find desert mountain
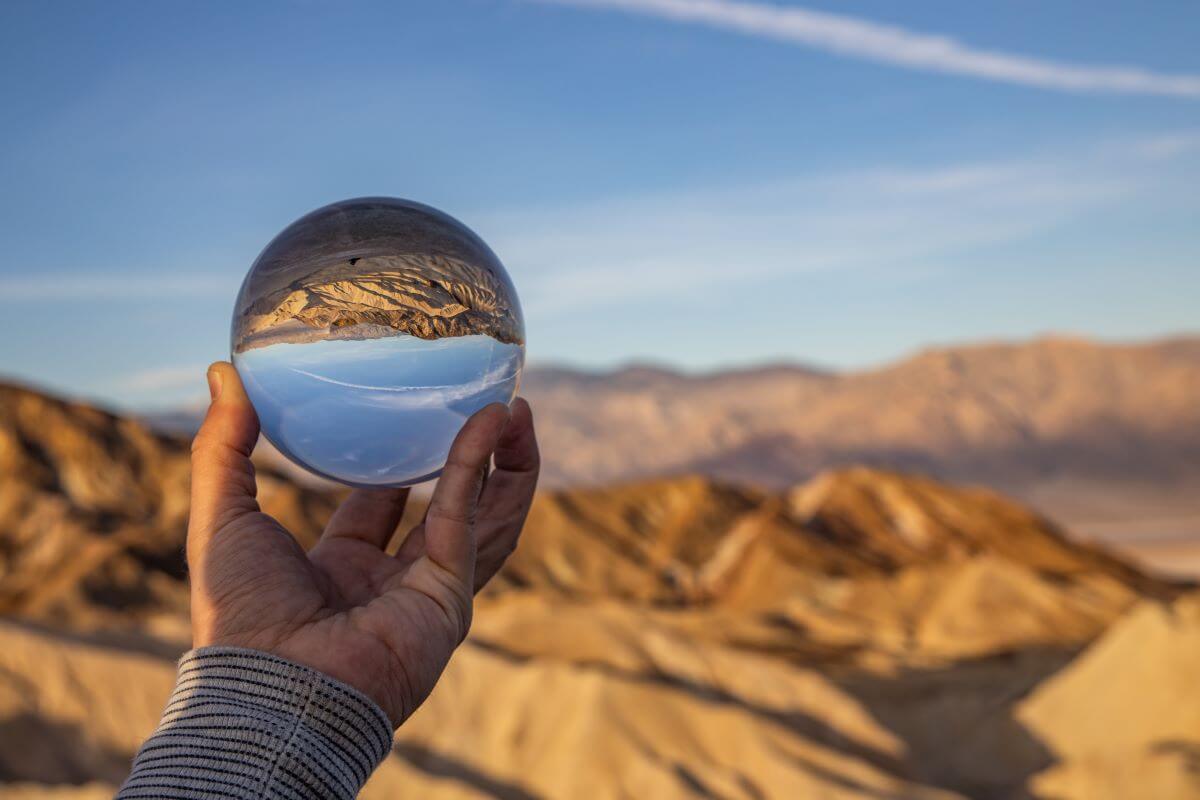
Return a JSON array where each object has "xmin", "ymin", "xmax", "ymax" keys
[
  {"xmin": 0, "ymin": 383, "xmax": 337, "ymax": 631},
  {"xmin": 234, "ymin": 254, "xmax": 524, "ymax": 352},
  {"xmin": 1, "ymin": 383, "xmax": 1196, "ymax": 798},
  {"xmin": 522, "ymin": 335, "xmax": 1200, "ymax": 573},
  {"xmin": 525, "ymin": 335, "xmax": 1200, "ymax": 490}
]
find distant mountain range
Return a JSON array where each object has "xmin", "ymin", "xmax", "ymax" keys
[
  {"xmin": 1, "ymin": 376, "xmax": 1197, "ymax": 798},
  {"xmin": 520, "ymin": 335, "xmax": 1200, "ymax": 564},
  {"xmin": 523, "ymin": 335, "xmax": 1200, "ymax": 488}
]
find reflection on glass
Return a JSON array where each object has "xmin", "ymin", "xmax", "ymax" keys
[{"xmin": 231, "ymin": 197, "xmax": 525, "ymax": 487}]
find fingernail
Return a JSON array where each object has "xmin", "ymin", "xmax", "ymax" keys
[{"xmin": 207, "ymin": 369, "xmax": 223, "ymax": 402}]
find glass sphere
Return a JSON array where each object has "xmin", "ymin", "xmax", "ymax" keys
[{"xmin": 231, "ymin": 197, "xmax": 525, "ymax": 487}]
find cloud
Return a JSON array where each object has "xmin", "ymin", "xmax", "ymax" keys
[
  {"xmin": 536, "ymin": 0, "xmax": 1200, "ymax": 97},
  {"xmin": 121, "ymin": 365, "xmax": 210, "ymax": 393},
  {"xmin": 481, "ymin": 134, "xmax": 1197, "ymax": 316}
]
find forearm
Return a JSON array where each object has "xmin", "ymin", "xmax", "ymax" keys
[{"xmin": 118, "ymin": 647, "xmax": 394, "ymax": 800}]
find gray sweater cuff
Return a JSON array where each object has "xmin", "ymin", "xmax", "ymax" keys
[{"xmin": 117, "ymin": 647, "xmax": 394, "ymax": 799}]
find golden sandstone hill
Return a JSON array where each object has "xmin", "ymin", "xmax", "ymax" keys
[
  {"xmin": 1, "ymin": 382, "xmax": 1198, "ymax": 799},
  {"xmin": 0, "ymin": 383, "xmax": 336, "ymax": 631}
]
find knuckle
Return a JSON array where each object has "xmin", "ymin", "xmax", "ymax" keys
[
  {"xmin": 192, "ymin": 437, "xmax": 252, "ymax": 469},
  {"xmin": 444, "ymin": 453, "xmax": 484, "ymax": 474},
  {"xmin": 428, "ymin": 501, "xmax": 475, "ymax": 527},
  {"xmin": 424, "ymin": 564, "xmax": 474, "ymax": 643}
]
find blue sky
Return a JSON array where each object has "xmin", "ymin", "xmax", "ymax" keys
[{"xmin": 1, "ymin": 0, "xmax": 1198, "ymax": 408}]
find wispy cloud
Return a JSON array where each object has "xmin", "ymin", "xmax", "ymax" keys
[
  {"xmin": 287, "ymin": 353, "xmax": 523, "ymax": 408},
  {"xmin": 121, "ymin": 365, "xmax": 210, "ymax": 393},
  {"xmin": 536, "ymin": 0, "xmax": 1200, "ymax": 97},
  {"xmin": 483, "ymin": 133, "xmax": 1199, "ymax": 315}
]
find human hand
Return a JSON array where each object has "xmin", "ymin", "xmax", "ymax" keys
[{"xmin": 187, "ymin": 362, "xmax": 539, "ymax": 727}]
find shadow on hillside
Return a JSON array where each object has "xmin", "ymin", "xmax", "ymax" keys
[
  {"xmin": 0, "ymin": 616, "xmax": 185, "ymax": 661},
  {"xmin": 468, "ymin": 637, "xmax": 1076, "ymax": 799},
  {"xmin": 683, "ymin": 423, "xmax": 1200, "ymax": 505},
  {"xmin": 1149, "ymin": 739, "xmax": 1200, "ymax": 776},
  {"xmin": 392, "ymin": 742, "xmax": 543, "ymax": 800},
  {"xmin": 832, "ymin": 648, "xmax": 1079, "ymax": 800},
  {"xmin": 0, "ymin": 712, "xmax": 131, "ymax": 785}
]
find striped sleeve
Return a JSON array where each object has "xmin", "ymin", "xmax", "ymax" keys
[{"xmin": 117, "ymin": 646, "xmax": 394, "ymax": 800}]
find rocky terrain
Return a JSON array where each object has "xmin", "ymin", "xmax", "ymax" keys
[
  {"xmin": 0, "ymin": 383, "xmax": 338, "ymax": 633},
  {"xmin": 2, "ymin": 382, "xmax": 1198, "ymax": 798},
  {"xmin": 234, "ymin": 254, "xmax": 524, "ymax": 352}
]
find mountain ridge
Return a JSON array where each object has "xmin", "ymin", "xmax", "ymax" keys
[
  {"xmin": 520, "ymin": 334, "xmax": 1200, "ymax": 574},
  {"xmin": 526, "ymin": 332, "xmax": 1200, "ymax": 381}
]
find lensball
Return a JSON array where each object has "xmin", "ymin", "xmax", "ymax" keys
[{"xmin": 231, "ymin": 197, "xmax": 525, "ymax": 487}]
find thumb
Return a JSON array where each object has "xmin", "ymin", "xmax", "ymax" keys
[{"xmin": 189, "ymin": 362, "xmax": 261, "ymax": 550}]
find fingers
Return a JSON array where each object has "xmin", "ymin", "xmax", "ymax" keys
[
  {"xmin": 322, "ymin": 487, "xmax": 410, "ymax": 549},
  {"xmin": 473, "ymin": 397, "xmax": 540, "ymax": 591},
  {"xmin": 422, "ymin": 403, "xmax": 511, "ymax": 585},
  {"xmin": 189, "ymin": 362, "xmax": 261, "ymax": 555},
  {"xmin": 494, "ymin": 398, "xmax": 539, "ymax": 476}
]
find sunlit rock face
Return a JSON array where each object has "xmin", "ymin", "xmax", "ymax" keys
[{"xmin": 231, "ymin": 197, "xmax": 525, "ymax": 487}]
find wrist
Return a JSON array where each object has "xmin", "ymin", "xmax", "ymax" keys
[
  {"xmin": 119, "ymin": 647, "xmax": 394, "ymax": 800},
  {"xmin": 196, "ymin": 627, "xmax": 413, "ymax": 729}
]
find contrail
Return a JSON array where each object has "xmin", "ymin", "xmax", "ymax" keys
[
  {"xmin": 536, "ymin": 0, "xmax": 1200, "ymax": 97},
  {"xmin": 288, "ymin": 358, "xmax": 522, "ymax": 405},
  {"xmin": 288, "ymin": 367, "xmax": 461, "ymax": 393}
]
